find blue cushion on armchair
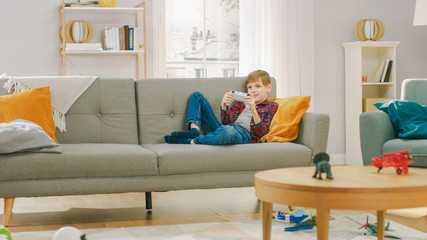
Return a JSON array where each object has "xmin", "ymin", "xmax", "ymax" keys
[{"xmin": 374, "ymin": 100, "xmax": 427, "ymax": 139}]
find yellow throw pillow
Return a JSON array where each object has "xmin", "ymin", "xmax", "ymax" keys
[
  {"xmin": 260, "ymin": 96, "xmax": 311, "ymax": 143},
  {"xmin": 0, "ymin": 87, "xmax": 58, "ymax": 143}
]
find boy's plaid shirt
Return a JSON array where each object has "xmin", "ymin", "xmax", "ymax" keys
[{"xmin": 220, "ymin": 99, "xmax": 278, "ymax": 143}]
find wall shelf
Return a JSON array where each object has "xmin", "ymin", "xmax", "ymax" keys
[
  {"xmin": 63, "ymin": 7, "xmax": 144, "ymax": 14},
  {"xmin": 362, "ymin": 82, "xmax": 394, "ymax": 86},
  {"xmin": 59, "ymin": 1, "xmax": 147, "ymax": 78},
  {"xmin": 64, "ymin": 50, "xmax": 145, "ymax": 55}
]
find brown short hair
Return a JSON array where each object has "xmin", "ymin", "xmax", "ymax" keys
[{"xmin": 246, "ymin": 70, "xmax": 271, "ymax": 86}]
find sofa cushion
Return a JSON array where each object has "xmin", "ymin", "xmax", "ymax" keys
[
  {"xmin": 374, "ymin": 100, "xmax": 427, "ymax": 139},
  {"xmin": 0, "ymin": 87, "xmax": 58, "ymax": 143},
  {"xmin": 0, "ymin": 144, "xmax": 158, "ymax": 181},
  {"xmin": 135, "ymin": 78, "xmax": 277, "ymax": 144},
  {"xmin": 0, "ymin": 119, "xmax": 61, "ymax": 154},
  {"xmin": 261, "ymin": 96, "xmax": 310, "ymax": 143},
  {"xmin": 54, "ymin": 78, "xmax": 139, "ymax": 144},
  {"xmin": 383, "ymin": 139, "xmax": 427, "ymax": 167},
  {"xmin": 143, "ymin": 142, "xmax": 311, "ymax": 175}
]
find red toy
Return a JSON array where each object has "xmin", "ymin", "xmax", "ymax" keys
[{"xmin": 370, "ymin": 150, "xmax": 414, "ymax": 175}]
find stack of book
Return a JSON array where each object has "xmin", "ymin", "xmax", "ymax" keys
[
  {"xmin": 103, "ymin": 25, "xmax": 138, "ymax": 51},
  {"xmin": 64, "ymin": 1, "xmax": 99, "ymax": 7},
  {"xmin": 65, "ymin": 43, "xmax": 103, "ymax": 51},
  {"xmin": 372, "ymin": 59, "xmax": 393, "ymax": 83}
]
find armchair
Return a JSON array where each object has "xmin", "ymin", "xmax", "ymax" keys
[{"xmin": 360, "ymin": 79, "xmax": 427, "ymax": 167}]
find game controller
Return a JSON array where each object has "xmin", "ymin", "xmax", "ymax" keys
[{"xmin": 227, "ymin": 90, "xmax": 250, "ymax": 110}]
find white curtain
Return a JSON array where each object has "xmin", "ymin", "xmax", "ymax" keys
[{"xmin": 239, "ymin": 0, "xmax": 314, "ymax": 107}]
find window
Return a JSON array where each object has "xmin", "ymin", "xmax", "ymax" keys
[
  {"xmin": 222, "ymin": 68, "xmax": 235, "ymax": 77},
  {"xmin": 195, "ymin": 68, "xmax": 206, "ymax": 78},
  {"xmin": 165, "ymin": 0, "xmax": 239, "ymax": 78}
]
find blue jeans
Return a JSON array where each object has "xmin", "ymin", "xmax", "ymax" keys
[{"xmin": 187, "ymin": 91, "xmax": 252, "ymax": 145}]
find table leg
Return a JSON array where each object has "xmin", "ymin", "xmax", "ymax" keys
[
  {"xmin": 262, "ymin": 201, "xmax": 273, "ymax": 240},
  {"xmin": 376, "ymin": 210, "xmax": 385, "ymax": 240},
  {"xmin": 316, "ymin": 207, "xmax": 330, "ymax": 240}
]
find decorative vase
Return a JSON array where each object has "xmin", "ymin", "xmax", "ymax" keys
[
  {"xmin": 99, "ymin": 0, "xmax": 116, "ymax": 7},
  {"xmin": 62, "ymin": 20, "xmax": 95, "ymax": 43},
  {"xmin": 354, "ymin": 19, "xmax": 385, "ymax": 41}
]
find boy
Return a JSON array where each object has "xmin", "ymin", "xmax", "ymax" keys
[{"xmin": 164, "ymin": 70, "xmax": 278, "ymax": 145}]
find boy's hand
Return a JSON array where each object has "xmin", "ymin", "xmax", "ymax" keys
[
  {"xmin": 221, "ymin": 92, "xmax": 234, "ymax": 110},
  {"xmin": 244, "ymin": 95, "xmax": 256, "ymax": 113},
  {"xmin": 245, "ymin": 95, "xmax": 261, "ymax": 124}
]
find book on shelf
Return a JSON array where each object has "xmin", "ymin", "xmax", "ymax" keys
[
  {"xmin": 129, "ymin": 27, "xmax": 134, "ymax": 50},
  {"xmin": 65, "ymin": 43, "xmax": 103, "ymax": 51},
  {"xmin": 121, "ymin": 27, "xmax": 125, "ymax": 50},
  {"xmin": 379, "ymin": 59, "xmax": 389, "ymax": 83},
  {"xmin": 124, "ymin": 25, "xmax": 130, "ymax": 50},
  {"xmin": 372, "ymin": 59, "xmax": 393, "ymax": 83},
  {"xmin": 372, "ymin": 61, "xmax": 386, "ymax": 83},
  {"xmin": 102, "ymin": 25, "xmax": 139, "ymax": 51},
  {"xmin": 102, "ymin": 27, "xmax": 109, "ymax": 50},
  {"xmin": 114, "ymin": 27, "xmax": 120, "ymax": 51},
  {"xmin": 383, "ymin": 60, "xmax": 393, "ymax": 82}
]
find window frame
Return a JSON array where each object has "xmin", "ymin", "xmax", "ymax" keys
[{"xmin": 154, "ymin": 0, "xmax": 239, "ymax": 78}]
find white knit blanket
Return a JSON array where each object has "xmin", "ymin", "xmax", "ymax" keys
[{"xmin": 2, "ymin": 73, "xmax": 97, "ymax": 132}]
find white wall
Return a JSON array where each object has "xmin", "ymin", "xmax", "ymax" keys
[
  {"xmin": 0, "ymin": 1, "xmax": 59, "ymax": 76},
  {"xmin": 315, "ymin": 0, "xmax": 427, "ymax": 160},
  {"xmin": 0, "ymin": 0, "xmax": 153, "ymax": 78},
  {"xmin": 2, "ymin": 1, "xmax": 427, "ymax": 160}
]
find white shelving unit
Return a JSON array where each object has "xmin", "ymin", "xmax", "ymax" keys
[
  {"xmin": 63, "ymin": 7, "xmax": 143, "ymax": 14},
  {"xmin": 342, "ymin": 41, "xmax": 399, "ymax": 166},
  {"xmin": 59, "ymin": 1, "xmax": 147, "ymax": 78},
  {"xmin": 65, "ymin": 50, "xmax": 144, "ymax": 55}
]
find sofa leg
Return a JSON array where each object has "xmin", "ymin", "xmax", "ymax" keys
[
  {"xmin": 145, "ymin": 192, "xmax": 152, "ymax": 214},
  {"xmin": 3, "ymin": 198, "xmax": 15, "ymax": 227}
]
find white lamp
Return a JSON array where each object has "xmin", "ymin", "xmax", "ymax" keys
[{"xmin": 414, "ymin": 0, "xmax": 427, "ymax": 26}]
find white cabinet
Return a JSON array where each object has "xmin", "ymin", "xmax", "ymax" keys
[
  {"xmin": 59, "ymin": 1, "xmax": 147, "ymax": 78},
  {"xmin": 342, "ymin": 41, "xmax": 399, "ymax": 166}
]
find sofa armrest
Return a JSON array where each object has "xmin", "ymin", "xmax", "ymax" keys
[
  {"xmin": 295, "ymin": 112, "xmax": 330, "ymax": 156},
  {"xmin": 359, "ymin": 111, "xmax": 395, "ymax": 166}
]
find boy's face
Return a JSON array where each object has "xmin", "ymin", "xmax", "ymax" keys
[{"xmin": 247, "ymin": 78, "xmax": 272, "ymax": 104}]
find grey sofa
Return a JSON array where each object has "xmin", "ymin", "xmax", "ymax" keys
[
  {"xmin": 360, "ymin": 78, "xmax": 427, "ymax": 167},
  {"xmin": 0, "ymin": 77, "xmax": 330, "ymax": 226}
]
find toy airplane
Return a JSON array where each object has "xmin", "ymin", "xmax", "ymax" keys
[
  {"xmin": 274, "ymin": 209, "xmax": 315, "ymax": 231},
  {"xmin": 345, "ymin": 215, "xmax": 401, "ymax": 239},
  {"xmin": 370, "ymin": 149, "xmax": 414, "ymax": 175}
]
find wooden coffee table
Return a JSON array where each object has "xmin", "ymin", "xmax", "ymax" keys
[{"xmin": 255, "ymin": 166, "xmax": 427, "ymax": 240}]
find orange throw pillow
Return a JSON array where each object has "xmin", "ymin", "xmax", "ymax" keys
[
  {"xmin": 260, "ymin": 96, "xmax": 311, "ymax": 143},
  {"xmin": 0, "ymin": 87, "xmax": 58, "ymax": 143}
]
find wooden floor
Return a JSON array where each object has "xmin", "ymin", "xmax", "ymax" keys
[{"xmin": 2, "ymin": 187, "xmax": 427, "ymax": 234}]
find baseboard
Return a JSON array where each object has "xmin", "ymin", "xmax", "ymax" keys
[{"xmin": 329, "ymin": 153, "xmax": 346, "ymax": 165}]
